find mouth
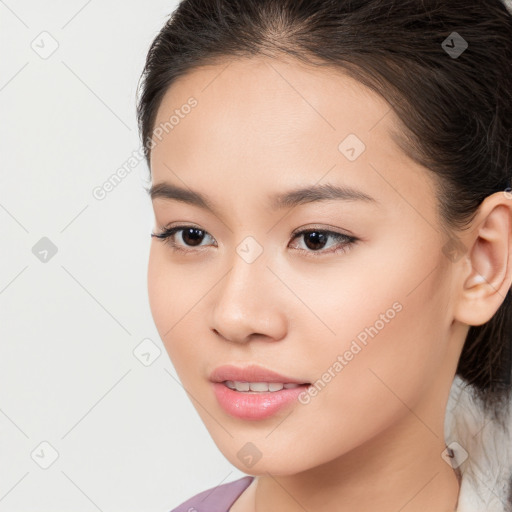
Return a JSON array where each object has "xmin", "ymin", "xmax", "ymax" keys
[
  {"xmin": 209, "ymin": 364, "xmax": 312, "ymax": 419},
  {"xmin": 212, "ymin": 380, "xmax": 313, "ymax": 420},
  {"xmin": 221, "ymin": 380, "xmax": 311, "ymax": 393}
]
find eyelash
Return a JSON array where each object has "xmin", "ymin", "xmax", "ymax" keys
[{"xmin": 151, "ymin": 225, "xmax": 358, "ymax": 258}]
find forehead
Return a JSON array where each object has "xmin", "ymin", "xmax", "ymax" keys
[
  {"xmin": 149, "ymin": 56, "xmax": 433, "ymax": 213},
  {"xmin": 151, "ymin": 55, "xmax": 395, "ymax": 157}
]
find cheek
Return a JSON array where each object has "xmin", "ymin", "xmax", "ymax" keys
[
  {"xmin": 147, "ymin": 244, "xmax": 196, "ymax": 328},
  {"xmin": 295, "ymin": 253, "xmax": 449, "ymax": 434},
  {"xmin": 146, "ymin": 244, "xmax": 211, "ymax": 378},
  {"xmin": 147, "ymin": 244, "xmax": 168, "ymax": 331},
  {"xmin": 255, "ymin": 298, "xmax": 445, "ymax": 472},
  {"xmin": 147, "ymin": 245, "xmax": 186, "ymax": 357}
]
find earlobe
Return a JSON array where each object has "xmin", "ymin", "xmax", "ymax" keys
[{"xmin": 453, "ymin": 193, "xmax": 512, "ymax": 327}]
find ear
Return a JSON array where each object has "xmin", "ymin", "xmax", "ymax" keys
[{"xmin": 452, "ymin": 190, "xmax": 512, "ymax": 327}]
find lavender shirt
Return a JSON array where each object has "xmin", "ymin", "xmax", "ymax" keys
[{"xmin": 170, "ymin": 476, "xmax": 255, "ymax": 512}]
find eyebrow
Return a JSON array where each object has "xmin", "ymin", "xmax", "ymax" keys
[{"xmin": 148, "ymin": 181, "xmax": 378, "ymax": 214}]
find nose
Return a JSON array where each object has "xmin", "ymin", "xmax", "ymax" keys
[{"xmin": 209, "ymin": 249, "xmax": 289, "ymax": 345}]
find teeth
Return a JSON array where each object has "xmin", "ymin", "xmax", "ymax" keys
[{"xmin": 223, "ymin": 381, "xmax": 303, "ymax": 392}]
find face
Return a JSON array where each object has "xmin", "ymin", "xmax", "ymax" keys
[{"xmin": 147, "ymin": 56, "xmax": 461, "ymax": 475}]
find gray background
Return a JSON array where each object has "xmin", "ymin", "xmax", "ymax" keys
[{"xmin": 0, "ymin": 1, "xmax": 245, "ymax": 510}]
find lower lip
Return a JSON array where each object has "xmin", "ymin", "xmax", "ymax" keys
[{"xmin": 211, "ymin": 382, "xmax": 311, "ymax": 420}]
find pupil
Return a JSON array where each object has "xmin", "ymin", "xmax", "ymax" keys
[
  {"xmin": 183, "ymin": 228, "xmax": 204, "ymax": 246},
  {"xmin": 304, "ymin": 231, "xmax": 327, "ymax": 250}
]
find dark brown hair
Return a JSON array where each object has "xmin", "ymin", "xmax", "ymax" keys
[{"xmin": 136, "ymin": 0, "xmax": 512, "ymax": 412}]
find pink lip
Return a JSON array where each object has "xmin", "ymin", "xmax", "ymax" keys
[
  {"xmin": 209, "ymin": 364, "xmax": 311, "ymax": 421},
  {"xmin": 211, "ymin": 382, "xmax": 310, "ymax": 420},
  {"xmin": 209, "ymin": 364, "xmax": 309, "ymax": 384}
]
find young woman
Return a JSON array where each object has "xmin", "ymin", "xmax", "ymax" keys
[{"xmin": 136, "ymin": 1, "xmax": 512, "ymax": 510}]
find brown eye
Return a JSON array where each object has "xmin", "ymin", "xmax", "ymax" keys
[
  {"xmin": 180, "ymin": 227, "xmax": 206, "ymax": 247},
  {"xmin": 301, "ymin": 231, "xmax": 329, "ymax": 251},
  {"xmin": 289, "ymin": 229, "xmax": 358, "ymax": 258},
  {"xmin": 151, "ymin": 225, "xmax": 358, "ymax": 258},
  {"xmin": 151, "ymin": 225, "xmax": 216, "ymax": 253}
]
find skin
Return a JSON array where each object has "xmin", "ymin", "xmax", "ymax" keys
[{"xmin": 146, "ymin": 56, "xmax": 512, "ymax": 512}]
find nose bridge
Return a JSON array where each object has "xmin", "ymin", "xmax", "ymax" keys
[
  {"xmin": 210, "ymin": 237, "xmax": 287, "ymax": 342},
  {"xmin": 219, "ymin": 236, "xmax": 270, "ymax": 310}
]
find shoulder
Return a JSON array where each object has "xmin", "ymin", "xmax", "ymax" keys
[{"xmin": 169, "ymin": 476, "xmax": 255, "ymax": 512}]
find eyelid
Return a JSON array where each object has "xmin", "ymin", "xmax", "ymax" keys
[{"xmin": 291, "ymin": 223, "xmax": 356, "ymax": 237}]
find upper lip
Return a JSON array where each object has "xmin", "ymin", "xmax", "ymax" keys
[{"xmin": 210, "ymin": 364, "xmax": 309, "ymax": 384}]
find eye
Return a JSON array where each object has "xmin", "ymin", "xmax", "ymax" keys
[
  {"xmin": 151, "ymin": 225, "xmax": 216, "ymax": 254},
  {"xmin": 289, "ymin": 227, "xmax": 358, "ymax": 258},
  {"xmin": 151, "ymin": 225, "xmax": 359, "ymax": 257}
]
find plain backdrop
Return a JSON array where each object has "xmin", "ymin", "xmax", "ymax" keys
[{"xmin": 0, "ymin": 1, "xmax": 246, "ymax": 510}]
